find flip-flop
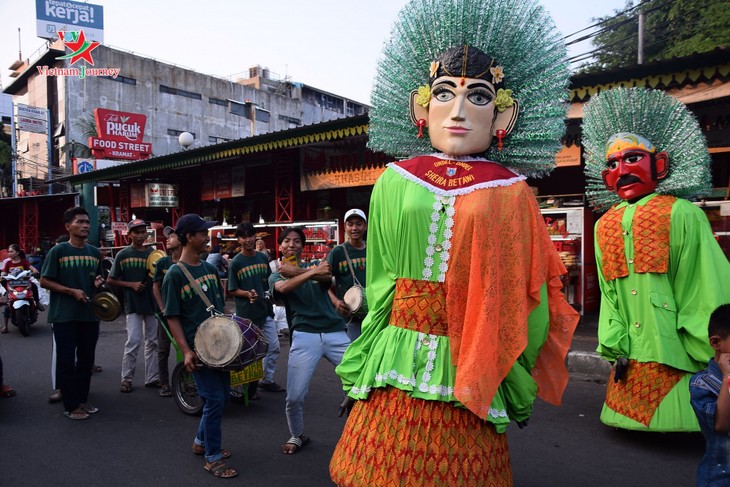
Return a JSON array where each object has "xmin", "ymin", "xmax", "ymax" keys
[
  {"xmin": 64, "ymin": 409, "xmax": 90, "ymax": 420},
  {"xmin": 282, "ymin": 435, "xmax": 310, "ymax": 455},
  {"xmin": 81, "ymin": 404, "xmax": 99, "ymax": 414},
  {"xmin": 203, "ymin": 460, "xmax": 238, "ymax": 478},
  {"xmin": 1, "ymin": 385, "xmax": 16, "ymax": 398}
]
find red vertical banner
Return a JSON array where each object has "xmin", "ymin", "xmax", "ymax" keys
[
  {"xmin": 215, "ymin": 168, "xmax": 233, "ymax": 199},
  {"xmin": 201, "ymin": 174, "xmax": 215, "ymax": 201}
]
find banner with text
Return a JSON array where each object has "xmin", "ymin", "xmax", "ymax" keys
[
  {"xmin": 36, "ymin": 0, "xmax": 104, "ymax": 42},
  {"xmin": 301, "ymin": 166, "xmax": 386, "ymax": 191}
]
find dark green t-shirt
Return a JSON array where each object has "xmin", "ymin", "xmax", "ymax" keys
[
  {"xmin": 269, "ymin": 269, "xmax": 345, "ymax": 334},
  {"xmin": 162, "ymin": 261, "xmax": 225, "ymax": 347},
  {"xmin": 228, "ymin": 252, "xmax": 273, "ymax": 325},
  {"xmin": 326, "ymin": 242, "xmax": 367, "ymax": 300},
  {"xmin": 41, "ymin": 242, "xmax": 102, "ymax": 323},
  {"xmin": 153, "ymin": 256, "xmax": 174, "ymax": 284},
  {"xmin": 110, "ymin": 246, "xmax": 155, "ymax": 315}
]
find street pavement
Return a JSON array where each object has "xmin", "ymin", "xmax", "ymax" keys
[{"xmin": 0, "ymin": 310, "xmax": 703, "ymax": 486}]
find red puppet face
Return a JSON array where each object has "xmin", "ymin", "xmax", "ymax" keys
[{"xmin": 601, "ymin": 132, "xmax": 668, "ymax": 202}]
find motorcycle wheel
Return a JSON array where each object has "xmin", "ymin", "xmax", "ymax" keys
[
  {"xmin": 172, "ymin": 362, "xmax": 203, "ymax": 416},
  {"xmin": 16, "ymin": 308, "xmax": 31, "ymax": 337}
]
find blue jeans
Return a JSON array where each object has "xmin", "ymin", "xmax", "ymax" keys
[
  {"xmin": 285, "ymin": 330, "xmax": 350, "ymax": 437},
  {"xmin": 192, "ymin": 366, "xmax": 230, "ymax": 462},
  {"xmin": 260, "ymin": 316, "xmax": 280, "ymax": 383}
]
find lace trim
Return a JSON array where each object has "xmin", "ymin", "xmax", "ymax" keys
[
  {"xmin": 387, "ymin": 163, "xmax": 526, "ymax": 197},
  {"xmin": 423, "ymin": 196, "xmax": 455, "ymax": 281}
]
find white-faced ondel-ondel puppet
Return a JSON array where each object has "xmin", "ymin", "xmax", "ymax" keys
[
  {"xmin": 329, "ymin": 0, "xmax": 580, "ymax": 485},
  {"xmin": 583, "ymin": 87, "xmax": 730, "ymax": 432}
]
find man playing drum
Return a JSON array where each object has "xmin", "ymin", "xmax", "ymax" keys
[
  {"xmin": 269, "ymin": 227, "xmax": 351, "ymax": 454},
  {"xmin": 228, "ymin": 223, "xmax": 284, "ymax": 394},
  {"xmin": 327, "ymin": 209, "xmax": 368, "ymax": 341},
  {"xmin": 162, "ymin": 214, "xmax": 238, "ymax": 479}
]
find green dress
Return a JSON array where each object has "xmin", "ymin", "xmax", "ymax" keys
[
  {"xmin": 336, "ymin": 155, "xmax": 576, "ymax": 432},
  {"xmin": 595, "ymin": 193, "xmax": 730, "ymax": 431}
]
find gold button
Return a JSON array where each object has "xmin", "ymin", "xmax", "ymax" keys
[
  {"xmin": 634, "ymin": 322, "xmax": 641, "ymax": 328},
  {"xmin": 622, "ymin": 231, "xmax": 629, "ymax": 236},
  {"xmin": 628, "ymin": 258, "xmax": 634, "ymax": 264},
  {"xmin": 434, "ymin": 244, "xmax": 443, "ymax": 252},
  {"xmin": 663, "ymin": 303, "xmax": 668, "ymax": 308},
  {"xmin": 423, "ymin": 339, "xmax": 430, "ymax": 346},
  {"xmin": 631, "ymin": 289, "xmax": 637, "ymax": 295}
]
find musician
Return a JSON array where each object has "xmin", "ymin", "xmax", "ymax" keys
[
  {"xmin": 152, "ymin": 226, "xmax": 181, "ymax": 398},
  {"xmin": 228, "ymin": 223, "xmax": 284, "ymax": 394},
  {"xmin": 107, "ymin": 219, "xmax": 159, "ymax": 393},
  {"xmin": 327, "ymin": 209, "xmax": 368, "ymax": 341},
  {"xmin": 162, "ymin": 214, "xmax": 238, "ymax": 479},
  {"xmin": 269, "ymin": 227, "xmax": 351, "ymax": 454},
  {"xmin": 40, "ymin": 206, "xmax": 105, "ymax": 420}
]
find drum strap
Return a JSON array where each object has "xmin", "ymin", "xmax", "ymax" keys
[
  {"xmin": 341, "ymin": 244, "xmax": 363, "ymax": 288},
  {"xmin": 176, "ymin": 263, "xmax": 216, "ymax": 313}
]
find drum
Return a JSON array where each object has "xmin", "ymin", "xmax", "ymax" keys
[
  {"xmin": 194, "ymin": 315, "xmax": 268, "ymax": 371},
  {"xmin": 343, "ymin": 285, "xmax": 368, "ymax": 321}
]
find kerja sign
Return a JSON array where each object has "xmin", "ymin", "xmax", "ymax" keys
[
  {"xmin": 36, "ymin": 0, "xmax": 104, "ymax": 42},
  {"xmin": 89, "ymin": 108, "xmax": 152, "ymax": 160}
]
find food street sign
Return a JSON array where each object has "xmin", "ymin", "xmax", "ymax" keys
[{"xmin": 89, "ymin": 108, "xmax": 152, "ymax": 160}]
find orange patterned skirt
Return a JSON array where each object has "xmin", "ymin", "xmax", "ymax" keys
[{"xmin": 330, "ymin": 386, "xmax": 512, "ymax": 487}]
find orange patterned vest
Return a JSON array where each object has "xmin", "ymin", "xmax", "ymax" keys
[{"xmin": 597, "ymin": 195, "xmax": 676, "ymax": 281}]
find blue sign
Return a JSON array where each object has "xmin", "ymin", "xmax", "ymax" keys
[
  {"xmin": 77, "ymin": 160, "xmax": 94, "ymax": 174},
  {"xmin": 36, "ymin": 0, "xmax": 104, "ymax": 42}
]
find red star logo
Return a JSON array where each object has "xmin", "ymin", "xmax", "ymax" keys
[{"xmin": 57, "ymin": 31, "xmax": 100, "ymax": 66}]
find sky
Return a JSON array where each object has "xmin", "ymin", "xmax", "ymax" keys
[{"xmin": 0, "ymin": 0, "xmax": 630, "ymax": 104}]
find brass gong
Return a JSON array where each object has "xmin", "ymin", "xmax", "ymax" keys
[
  {"xmin": 146, "ymin": 249, "xmax": 167, "ymax": 278},
  {"xmin": 92, "ymin": 291, "xmax": 121, "ymax": 321}
]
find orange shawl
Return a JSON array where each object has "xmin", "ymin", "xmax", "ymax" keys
[{"xmin": 445, "ymin": 182, "xmax": 579, "ymax": 418}]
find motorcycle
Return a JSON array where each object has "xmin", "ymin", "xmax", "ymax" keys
[{"xmin": 2, "ymin": 269, "xmax": 39, "ymax": 336}]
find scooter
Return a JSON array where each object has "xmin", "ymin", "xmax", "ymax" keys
[{"xmin": 2, "ymin": 269, "xmax": 39, "ymax": 337}]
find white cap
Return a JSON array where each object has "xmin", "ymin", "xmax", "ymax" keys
[{"xmin": 344, "ymin": 208, "xmax": 367, "ymax": 222}]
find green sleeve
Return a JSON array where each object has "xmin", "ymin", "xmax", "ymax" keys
[
  {"xmin": 336, "ymin": 171, "xmax": 402, "ymax": 392},
  {"xmin": 669, "ymin": 201, "xmax": 728, "ymax": 364}
]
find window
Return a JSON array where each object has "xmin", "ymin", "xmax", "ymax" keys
[
  {"xmin": 159, "ymin": 85, "xmax": 202, "ymax": 100},
  {"xmin": 346, "ymin": 102, "xmax": 365, "ymax": 117},
  {"xmin": 230, "ymin": 100, "xmax": 250, "ymax": 119},
  {"xmin": 320, "ymin": 93, "xmax": 343, "ymax": 112},
  {"xmin": 255, "ymin": 108, "xmax": 270, "ymax": 124},
  {"xmin": 208, "ymin": 136, "xmax": 231, "ymax": 144},
  {"xmin": 209, "ymin": 97, "xmax": 228, "ymax": 107},
  {"xmin": 279, "ymin": 115, "xmax": 301, "ymax": 128},
  {"xmin": 100, "ymin": 75, "xmax": 137, "ymax": 85},
  {"xmin": 167, "ymin": 129, "xmax": 195, "ymax": 138}
]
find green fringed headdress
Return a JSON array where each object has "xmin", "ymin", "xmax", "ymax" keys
[
  {"xmin": 582, "ymin": 87, "xmax": 712, "ymax": 210},
  {"xmin": 368, "ymin": 0, "xmax": 570, "ymax": 178}
]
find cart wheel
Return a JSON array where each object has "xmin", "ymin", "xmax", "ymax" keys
[{"xmin": 172, "ymin": 362, "xmax": 203, "ymax": 415}]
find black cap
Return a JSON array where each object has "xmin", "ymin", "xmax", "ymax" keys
[{"xmin": 174, "ymin": 214, "xmax": 217, "ymax": 238}]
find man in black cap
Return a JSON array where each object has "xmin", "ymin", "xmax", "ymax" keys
[
  {"xmin": 152, "ymin": 226, "xmax": 181, "ymax": 397},
  {"xmin": 108, "ymin": 218, "xmax": 159, "ymax": 393},
  {"xmin": 162, "ymin": 214, "xmax": 238, "ymax": 479}
]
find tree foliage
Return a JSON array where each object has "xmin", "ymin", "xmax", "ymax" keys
[{"xmin": 581, "ymin": 0, "xmax": 730, "ymax": 72}]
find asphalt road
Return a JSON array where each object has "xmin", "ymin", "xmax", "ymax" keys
[{"xmin": 0, "ymin": 312, "xmax": 704, "ymax": 486}]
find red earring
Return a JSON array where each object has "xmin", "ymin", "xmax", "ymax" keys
[
  {"xmin": 496, "ymin": 129, "xmax": 506, "ymax": 150},
  {"xmin": 416, "ymin": 119, "xmax": 427, "ymax": 138}
]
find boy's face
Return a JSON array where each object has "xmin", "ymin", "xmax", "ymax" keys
[{"xmin": 710, "ymin": 334, "xmax": 730, "ymax": 355}]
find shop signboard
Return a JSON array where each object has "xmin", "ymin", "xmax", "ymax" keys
[
  {"xmin": 89, "ymin": 108, "xmax": 151, "ymax": 160},
  {"xmin": 555, "ymin": 144, "xmax": 581, "ymax": 167},
  {"xmin": 301, "ymin": 166, "xmax": 386, "ymax": 191},
  {"xmin": 201, "ymin": 174, "xmax": 215, "ymax": 201},
  {"xmin": 130, "ymin": 182, "xmax": 178, "ymax": 208},
  {"xmin": 215, "ymin": 171, "xmax": 232, "ymax": 199},
  {"xmin": 231, "ymin": 166, "xmax": 245, "ymax": 197},
  {"xmin": 16, "ymin": 103, "xmax": 48, "ymax": 134},
  {"xmin": 36, "ymin": 0, "xmax": 104, "ymax": 42}
]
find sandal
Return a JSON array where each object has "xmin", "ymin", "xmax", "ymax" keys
[
  {"xmin": 282, "ymin": 435, "xmax": 310, "ymax": 455},
  {"xmin": 1, "ymin": 385, "xmax": 16, "ymax": 398},
  {"xmin": 0, "ymin": 328, "xmax": 8, "ymax": 334},
  {"xmin": 192, "ymin": 444, "xmax": 231, "ymax": 458},
  {"xmin": 81, "ymin": 404, "xmax": 99, "ymax": 414},
  {"xmin": 64, "ymin": 408, "xmax": 90, "ymax": 420},
  {"xmin": 203, "ymin": 460, "xmax": 238, "ymax": 479},
  {"xmin": 120, "ymin": 380, "xmax": 132, "ymax": 393}
]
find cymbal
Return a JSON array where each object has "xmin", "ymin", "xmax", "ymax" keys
[
  {"xmin": 146, "ymin": 249, "xmax": 167, "ymax": 277},
  {"xmin": 92, "ymin": 291, "xmax": 121, "ymax": 322}
]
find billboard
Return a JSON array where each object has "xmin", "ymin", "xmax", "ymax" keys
[
  {"xmin": 16, "ymin": 103, "xmax": 48, "ymax": 134},
  {"xmin": 36, "ymin": 0, "xmax": 104, "ymax": 42},
  {"xmin": 89, "ymin": 108, "xmax": 152, "ymax": 160}
]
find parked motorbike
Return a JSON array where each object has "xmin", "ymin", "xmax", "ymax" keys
[{"xmin": 2, "ymin": 269, "xmax": 39, "ymax": 336}]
